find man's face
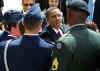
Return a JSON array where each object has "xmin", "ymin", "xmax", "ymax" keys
[
  {"xmin": 22, "ymin": 0, "xmax": 35, "ymax": 12},
  {"xmin": 48, "ymin": 0, "xmax": 59, "ymax": 8},
  {"xmin": 47, "ymin": 9, "xmax": 62, "ymax": 28}
]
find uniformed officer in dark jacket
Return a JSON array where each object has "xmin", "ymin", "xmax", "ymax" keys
[
  {"xmin": 0, "ymin": 3, "xmax": 52, "ymax": 71},
  {"xmin": 0, "ymin": 10, "xmax": 24, "ymax": 71},
  {"xmin": 50, "ymin": 0, "xmax": 100, "ymax": 71}
]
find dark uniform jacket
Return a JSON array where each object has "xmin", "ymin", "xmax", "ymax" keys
[
  {"xmin": 0, "ymin": 34, "xmax": 52, "ymax": 71},
  {"xmin": 0, "ymin": 31, "xmax": 17, "ymax": 70},
  {"xmin": 0, "ymin": 31, "xmax": 16, "ymax": 42},
  {"xmin": 0, "ymin": 31, "xmax": 9, "ymax": 42},
  {"xmin": 40, "ymin": 25, "xmax": 66, "ymax": 44},
  {"xmin": 51, "ymin": 24, "xmax": 100, "ymax": 71}
]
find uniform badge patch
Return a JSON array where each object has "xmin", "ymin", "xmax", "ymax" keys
[
  {"xmin": 57, "ymin": 43, "xmax": 62, "ymax": 49},
  {"xmin": 51, "ymin": 57, "xmax": 59, "ymax": 71}
]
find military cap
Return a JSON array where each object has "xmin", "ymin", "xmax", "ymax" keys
[
  {"xmin": 24, "ymin": 3, "xmax": 43, "ymax": 23},
  {"xmin": 4, "ymin": 10, "xmax": 23, "ymax": 23},
  {"xmin": 66, "ymin": 0, "xmax": 89, "ymax": 15}
]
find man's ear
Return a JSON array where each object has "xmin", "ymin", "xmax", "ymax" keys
[
  {"xmin": 11, "ymin": 27, "xmax": 17, "ymax": 33},
  {"xmin": 22, "ymin": 21, "xmax": 24, "ymax": 26}
]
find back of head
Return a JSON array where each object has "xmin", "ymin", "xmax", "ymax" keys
[
  {"xmin": 4, "ymin": 10, "xmax": 23, "ymax": 24},
  {"xmin": 3, "ymin": 10, "xmax": 23, "ymax": 31},
  {"xmin": 66, "ymin": 0, "xmax": 89, "ymax": 26},
  {"xmin": 24, "ymin": 3, "xmax": 43, "ymax": 30},
  {"xmin": 66, "ymin": 0, "xmax": 89, "ymax": 16}
]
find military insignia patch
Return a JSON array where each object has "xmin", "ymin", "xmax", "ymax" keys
[
  {"xmin": 51, "ymin": 57, "xmax": 59, "ymax": 71},
  {"xmin": 57, "ymin": 43, "xmax": 62, "ymax": 49}
]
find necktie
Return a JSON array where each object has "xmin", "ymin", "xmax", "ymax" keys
[{"xmin": 57, "ymin": 31, "xmax": 62, "ymax": 37}]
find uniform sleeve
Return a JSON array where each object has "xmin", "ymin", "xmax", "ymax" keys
[{"xmin": 50, "ymin": 42, "xmax": 63, "ymax": 71}]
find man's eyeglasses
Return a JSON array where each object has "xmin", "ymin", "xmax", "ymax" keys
[{"xmin": 23, "ymin": 3, "xmax": 33, "ymax": 6}]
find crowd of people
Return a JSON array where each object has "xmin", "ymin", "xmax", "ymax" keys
[{"xmin": 0, "ymin": 0, "xmax": 100, "ymax": 71}]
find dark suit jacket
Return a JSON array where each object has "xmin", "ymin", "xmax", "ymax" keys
[
  {"xmin": 40, "ymin": 25, "xmax": 66, "ymax": 44},
  {"xmin": 0, "ymin": 34, "xmax": 52, "ymax": 71},
  {"xmin": 51, "ymin": 24, "xmax": 100, "ymax": 71}
]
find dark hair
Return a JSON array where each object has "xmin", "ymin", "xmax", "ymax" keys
[
  {"xmin": 24, "ymin": 14, "xmax": 42, "ymax": 30},
  {"xmin": 2, "ymin": 20, "xmax": 17, "ymax": 31},
  {"xmin": 22, "ymin": 0, "xmax": 35, "ymax": 4},
  {"xmin": 19, "ymin": 22, "xmax": 24, "ymax": 35},
  {"xmin": 45, "ymin": 7, "xmax": 61, "ymax": 18}
]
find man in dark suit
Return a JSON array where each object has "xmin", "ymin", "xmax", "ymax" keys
[
  {"xmin": 40, "ymin": 7, "xmax": 66, "ymax": 44},
  {"xmin": 50, "ymin": 0, "xmax": 100, "ymax": 71},
  {"xmin": 0, "ymin": 3, "xmax": 52, "ymax": 71}
]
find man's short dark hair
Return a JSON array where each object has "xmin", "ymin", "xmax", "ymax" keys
[
  {"xmin": 22, "ymin": 0, "xmax": 35, "ymax": 4},
  {"xmin": 45, "ymin": 7, "xmax": 61, "ymax": 18},
  {"xmin": 24, "ymin": 15, "xmax": 42, "ymax": 30}
]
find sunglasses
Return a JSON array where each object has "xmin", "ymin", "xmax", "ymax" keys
[{"xmin": 23, "ymin": 3, "xmax": 33, "ymax": 6}]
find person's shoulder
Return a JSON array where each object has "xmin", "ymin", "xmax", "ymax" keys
[
  {"xmin": 8, "ymin": 37, "xmax": 22, "ymax": 47},
  {"xmin": 0, "ymin": 31, "xmax": 10, "ymax": 42},
  {"xmin": 0, "ymin": 36, "xmax": 21, "ymax": 48},
  {"xmin": 0, "ymin": 31, "xmax": 8, "ymax": 37},
  {"xmin": 0, "ymin": 40, "xmax": 7, "ymax": 47},
  {"xmin": 39, "ymin": 37, "xmax": 53, "ymax": 49},
  {"xmin": 0, "ymin": 31, "xmax": 4, "ymax": 35},
  {"xmin": 87, "ymin": 29, "xmax": 100, "ymax": 40},
  {"xmin": 88, "ymin": 28, "xmax": 100, "ymax": 36},
  {"xmin": 39, "ymin": 26, "xmax": 51, "ymax": 38}
]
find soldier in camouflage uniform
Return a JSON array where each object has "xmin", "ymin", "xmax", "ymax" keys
[{"xmin": 50, "ymin": 0, "xmax": 100, "ymax": 71}]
